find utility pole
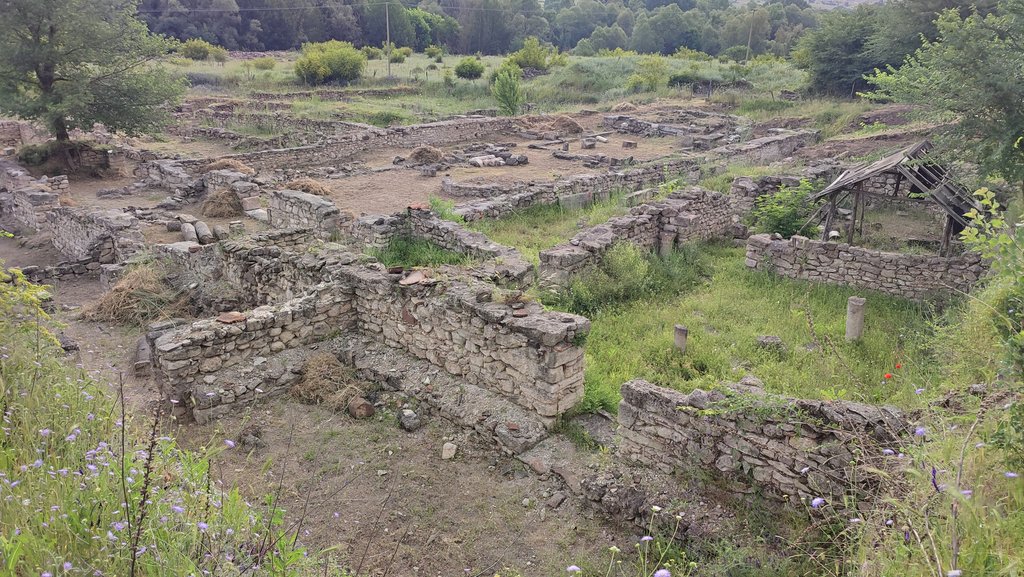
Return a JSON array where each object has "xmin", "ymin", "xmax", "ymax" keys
[
  {"xmin": 745, "ymin": 9, "xmax": 754, "ymax": 62},
  {"xmin": 385, "ymin": 2, "xmax": 392, "ymax": 80}
]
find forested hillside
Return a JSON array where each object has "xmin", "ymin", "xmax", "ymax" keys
[{"xmin": 135, "ymin": 0, "xmax": 981, "ymax": 64}]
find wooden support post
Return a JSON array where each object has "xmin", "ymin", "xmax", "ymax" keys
[
  {"xmin": 821, "ymin": 200, "xmax": 835, "ymax": 241},
  {"xmin": 940, "ymin": 214, "xmax": 954, "ymax": 256},
  {"xmin": 847, "ymin": 189, "xmax": 860, "ymax": 244}
]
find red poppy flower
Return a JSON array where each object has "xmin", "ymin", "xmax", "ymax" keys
[
  {"xmin": 884, "ymin": 373, "xmax": 893, "ymax": 379},
  {"xmin": 895, "ymin": 363, "xmax": 902, "ymax": 369}
]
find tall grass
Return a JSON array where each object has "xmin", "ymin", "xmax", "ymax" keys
[
  {"xmin": 574, "ymin": 243, "xmax": 941, "ymax": 412},
  {"xmin": 464, "ymin": 195, "xmax": 634, "ymax": 264},
  {"xmin": 368, "ymin": 236, "xmax": 471, "ymax": 268},
  {"xmin": 0, "ymin": 266, "xmax": 317, "ymax": 576}
]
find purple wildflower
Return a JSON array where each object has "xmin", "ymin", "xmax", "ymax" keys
[
  {"xmin": 947, "ymin": 571, "xmax": 962, "ymax": 577},
  {"xmin": 42, "ymin": 572, "xmax": 52, "ymax": 577},
  {"xmin": 885, "ymin": 519, "xmax": 894, "ymax": 526},
  {"xmin": 197, "ymin": 522, "xmax": 208, "ymax": 532},
  {"xmin": 915, "ymin": 388, "xmax": 925, "ymax": 395},
  {"xmin": 39, "ymin": 429, "xmax": 51, "ymax": 437},
  {"xmin": 654, "ymin": 570, "xmax": 672, "ymax": 577},
  {"xmin": 63, "ymin": 562, "xmax": 72, "ymax": 570},
  {"xmin": 567, "ymin": 566, "xmax": 581, "ymax": 573},
  {"xmin": 811, "ymin": 497, "xmax": 826, "ymax": 509},
  {"xmin": 882, "ymin": 448, "xmax": 895, "ymax": 456},
  {"xmin": 915, "ymin": 426, "xmax": 927, "ymax": 437},
  {"xmin": 960, "ymin": 490, "xmax": 973, "ymax": 498},
  {"xmin": 224, "ymin": 439, "xmax": 236, "ymax": 448},
  {"xmin": 1006, "ymin": 471, "xmax": 1019, "ymax": 479},
  {"xmin": 640, "ymin": 535, "xmax": 654, "ymax": 542},
  {"xmin": 800, "ymin": 466, "xmax": 810, "ymax": 474},
  {"xmin": 172, "ymin": 505, "xmax": 185, "ymax": 514},
  {"xmin": 931, "ymin": 467, "xmax": 942, "ymax": 493}
]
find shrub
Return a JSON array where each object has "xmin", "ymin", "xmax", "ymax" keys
[
  {"xmin": 389, "ymin": 52, "xmax": 406, "ymax": 64},
  {"xmin": 750, "ymin": 179, "xmax": 818, "ymax": 237},
  {"xmin": 365, "ymin": 110, "xmax": 409, "ymax": 127},
  {"xmin": 454, "ymin": 57, "xmax": 485, "ymax": 80},
  {"xmin": 397, "ymin": 46, "xmax": 413, "ymax": 57},
  {"xmin": 425, "ymin": 44, "xmax": 444, "ymax": 59},
  {"xmin": 626, "ymin": 55, "xmax": 668, "ymax": 92},
  {"xmin": 295, "ymin": 40, "xmax": 366, "ymax": 85},
  {"xmin": 492, "ymin": 68, "xmax": 526, "ymax": 116},
  {"xmin": 434, "ymin": 55, "xmax": 443, "ymax": 64},
  {"xmin": 361, "ymin": 45, "xmax": 383, "ymax": 60},
  {"xmin": 250, "ymin": 56, "xmax": 276, "ymax": 70},
  {"xmin": 208, "ymin": 45, "xmax": 229, "ymax": 64},
  {"xmin": 179, "ymin": 38, "xmax": 215, "ymax": 60},
  {"xmin": 508, "ymin": 36, "xmax": 565, "ymax": 72},
  {"xmin": 669, "ymin": 71, "xmax": 702, "ymax": 87}
]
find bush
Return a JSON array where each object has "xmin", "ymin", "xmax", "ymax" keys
[
  {"xmin": 428, "ymin": 195, "xmax": 464, "ymax": 222},
  {"xmin": 396, "ymin": 46, "xmax": 413, "ymax": 57},
  {"xmin": 208, "ymin": 45, "xmax": 229, "ymax": 64},
  {"xmin": 552, "ymin": 243, "xmax": 709, "ymax": 316},
  {"xmin": 508, "ymin": 36, "xmax": 565, "ymax": 72},
  {"xmin": 361, "ymin": 46, "xmax": 383, "ymax": 60},
  {"xmin": 625, "ymin": 55, "xmax": 668, "ymax": 92},
  {"xmin": 295, "ymin": 40, "xmax": 366, "ymax": 85},
  {"xmin": 365, "ymin": 110, "xmax": 408, "ymax": 127},
  {"xmin": 669, "ymin": 71, "xmax": 703, "ymax": 87},
  {"xmin": 179, "ymin": 38, "xmax": 215, "ymax": 60},
  {"xmin": 425, "ymin": 45, "xmax": 444, "ymax": 59},
  {"xmin": 454, "ymin": 57, "xmax": 485, "ymax": 80},
  {"xmin": 388, "ymin": 52, "xmax": 406, "ymax": 64},
  {"xmin": 250, "ymin": 56, "xmax": 276, "ymax": 70},
  {"xmin": 750, "ymin": 179, "xmax": 818, "ymax": 237}
]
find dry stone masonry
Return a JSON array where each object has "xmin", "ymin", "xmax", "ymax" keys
[
  {"xmin": 539, "ymin": 187, "xmax": 741, "ymax": 284},
  {"xmin": 46, "ymin": 208, "xmax": 145, "ymax": 264},
  {"xmin": 744, "ymin": 234, "xmax": 987, "ymax": 298},
  {"xmin": 267, "ymin": 189, "xmax": 353, "ymax": 237},
  {"xmin": 618, "ymin": 379, "xmax": 909, "ymax": 505}
]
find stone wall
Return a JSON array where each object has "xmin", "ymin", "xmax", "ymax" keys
[
  {"xmin": 351, "ymin": 208, "xmax": 536, "ymax": 286},
  {"xmin": 539, "ymin": 188, "xmax": 740, "ymax": 284},
  {"xmin": 46, "ymin": 208, "xmax": 145, "ymax": 264},
  {"xmin": 617, "ymin": 379, "xmax": 908, "ymax": 505},
  {"xmin": 744, "ymin": 234, "xmax": 987, "ymax": 298},
  {"xmin": 9, "ymin": 187, "xmax": 60, "ymax": 232},
  {"xmin": 151, "ymin": 252, "xmax": 590, "ymax": 422},
  {"xmin": 149, "ymin": 283, "xmax": 358, "ymax": 422},
  {"xmin": 267, "ymin": 189, "xmax": 353, "ymax": 237},
  {"xmin": 453, "ymin": 185, "xmax": 660, "ymax": 223},
  {"xmin": 708, "ymin": 129, "xmax": 819, "ymax": 164}
]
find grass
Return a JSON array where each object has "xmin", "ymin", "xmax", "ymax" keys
[
  {"xmin": 465, "ymin": 194, "xmax": 635, "ymax": 264},
  {"xmin": 574, "ymin": 243, "xmax": 943, "ymax": 413},
  {"xmin": 0, "ymin": 265, "xmax": 317, "ymax": 575},
  {"xmin": 697, "ymin": 161, "xmax": 796, "ymax": 193},
  {"xmin": 369, "ymin": 236, "xmax": 471, "ymax": 268}
]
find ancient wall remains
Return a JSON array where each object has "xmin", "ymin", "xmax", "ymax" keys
[
  {"xmin": 8, "ymin": 187, "xmax": 59, "ymax": 232},
  {"xmin": 744, "ymin": 234, "xmax": 986, "ymax": 298},
  {"xmin": 539, "ymin": 188, "xmax": 739, "ymax": 283},
  {"xmin": 150, "ymin": 284, "xmax": 358, "ymax": 422},
  {"xmin": 267, "ymin": 189, "xmax": 353, "ymax": 237},
  {"xmin": 617, "ymin": 379, "xmax": 908, "ymax": 504},
  {"xmin": 151, "ymin": 252, "xmax": 590, "ymax": 422},
  {"xmin": 709, "ymin": 129, "xmax": 819, "ymax": 164},
  {"xmin": 46, "ymin": 208, "xmax": 145, "ymax": 264}
]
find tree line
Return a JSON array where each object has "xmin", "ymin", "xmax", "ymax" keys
[{"xmin": 137, "ymin": 0, "xmax": 818, "ymax": 58}]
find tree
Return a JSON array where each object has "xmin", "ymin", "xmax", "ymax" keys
[
  {"xmin": 791, "ymin": 5, "xmax": 884, "ymax": 96},
  {"xmin": 492, "ymin": 68, "xmax": 525, "ymax": 115},
  {"xmin": 454, "ymin": 56, "xmax": 485, "ymax": 80},
  {"xmin": 0, "ymin": 0, "xmax": 185, "ymax": 145},
  {"xmin": 294, "ymin": 40, "xmax": 366, "ymax": 85},
  {"xmin": 866, "ymin": 0, "xmax": 1024, "ymax": 191}
]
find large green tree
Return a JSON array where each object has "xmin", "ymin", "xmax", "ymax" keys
[
  {"xmin": 866, "ymin": 0, "xmax": 1024, "ymax": 190},
  {"xmin": 0, "ymin": 0, "xmax": 185, "ymax": 143}
]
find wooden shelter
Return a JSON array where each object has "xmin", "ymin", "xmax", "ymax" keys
[{"xmin": 810, "ymin": 141, "xmax": 976, "ymax": 256}]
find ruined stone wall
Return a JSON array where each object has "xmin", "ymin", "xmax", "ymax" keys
[
  {"xmin": 744, "ymin": 234, "xmax": 987, "ymax": 298},
  {"xmin": 267, "ymin": 189, "xmax": 353, "ymax": 237},
  {"xmin": 618, "ymin": 379, "xmax": 907, "ymax": 504},
  {"xmin": 135, "ymin": 160, "xmax": 204, "ymax": 196},
  {"xmin": 149, "ymin": 284, "xmax": 358, "ymax": 421},
  {"xmin": 151, "ymin": 253, "xmax": 590, "ymax": 422},
  {"xmin": 708, "ymin": 129, "xmax": 819, "ymax": 164},
  {"xmin": 0, "ymin": 121, "xmax": 26, "ymax": 148},
  {"xmin": 46, "ymin": 208, "xmax": 145, "ymax": 264},
  {"xmin": 9, "ymin": 187, "xmax": 59, "ymax": 232},
  {"xmin": 539, "ymin": 188, "xmax": 739, "ymax": 284}
]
